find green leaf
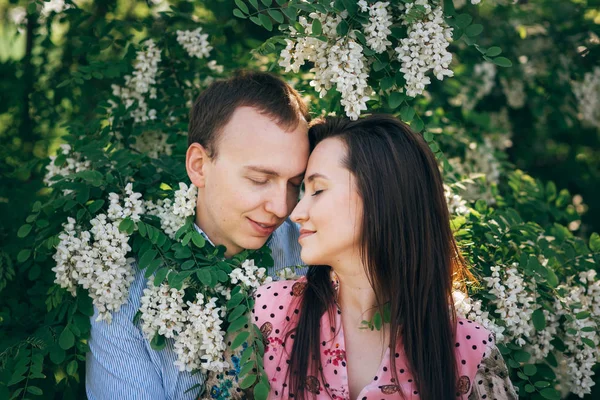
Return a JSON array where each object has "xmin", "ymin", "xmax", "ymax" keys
[
  {"xmin": 535, "ymin": 381, "xmax": 551, "ymax": 388},
  {"xmin": 150, "ymin": 334, "xmax": 166, "ymax": 351},
  {"xmin": 27, "ymin": 386, "xmax": 43, "ymax": 396},
  {"xmin": 144, "ymin": 258, "xmax": 163, "ymax": 278},
  {"xmin": 268, "ymin": 9, "xmax": 284, "ymax": 23},
  {"xmin": 589, "ymin": 232, "xmax": 600, "ymax": 252},
  {"xmin": 233, "ymin": 9, "xmax": 247, "ymax": 18},
  {"xmin": 465, "ymin": 24, "xmax": 483, "ymax": 37},
  {"xmin": 154, "ymin": 268, "xmax": 169, "ymax": 285},
  {"xmin": 581, "ymin": 337, "xmax": 595, "ymax": 348},
  {"xmin": 493, "ymin": 57, "xmax": 513, "ymax": 67},
  {"xmin": 485, "ymin": 46, "xmax": 502, "ymax": 57},
  {"xmin": 232, "ymin": 331, "xmax": 251, "ymax": 349},
  {"xmin": 181, "ymin": 260, "xmax": 196, "ymax": 270},
  {"xmin": 525, "ymin": 384, "xmax": 535, "ymax": 393},
  {"xmin": 191, "ymin": 231, "xmax": 206, "ymax": 248},
  {"xmin": 513, "ymin": 350, "xmax": 531, "ymax": 363},
  {"xmin": 388, "ymin": 92, "xmax": 404, "ymax": 109},
  {"xmin": 253, "ymin": 381, "xmax": 269, "ymax": 400},
  {"xmin": 424, "ymin": 131, "xmax": 433, "ymax": 142},
  {"xmin": 119, "ymin": 218, "xmax": 134, "ymax": 233},
  {"xmin": 532, "ymin": 309, "xmax": 546, "ymax": 331},
  {"xmin": 249, "ymin": 0, "xmax": 259, "ymax": 9},
  {"xmin": 336, "ymin": 20, "xmax": 349, "ymax": 36},
  {"xmin": 88, "ymin": 199, "xmax": 105, "ymax": 214},
  {"xmin": 380, "ymin": 76, "xmax": 395, "ymax": 91},
  {"xmin": 540, "ymin": 388, "xmax": 561, "ymax": 400},
  {"xmin": 227, "ymin": 292, "xmax": 245, "ymax": 309},
  {"xmin": 137, "ymin": 221, "xmax": 147, "ymax": 237},
  {"xmin": 259, "ymin": 14, "xmax": 273, "ymax": 31},
  {"xmin": 373, "ymin": 311, "xmax": 382, "ymax": 331},
  {"xmin": 228, "ymin": 304, "xmax": 248, "ymax": 322},
  {"xmin": 261, "ymin": 0, "xmax": 271, "ymax": 6},
  {"xmin": 66, "ymin": 360, "xmax": 78, "ymax": 376},
  {"xmin": 249, "ymin": 16, "xmax": 262, "ymax": 26},
  {"xmin": 227, "ymin": 315, "xmax": 249, "ymax": 333},
  {"xmin": 139, "ymin": 249, "xmax": 158, "ymax": 269},
  {"xmin": 373, "ymin": 59, "xmax": 387, "ymax": 72},
  {"xmin": 18, "ymin": 224, "xmax": 32, "ymax": 238},
  {"xmin": 196, "ymin": 269, "xmax": 213, "ymax": 286},
  {"xmin": 17, "ymin": 249, "xmax": 31, "ymax": 263},
  {"xmin": 240, "ymin": 373, "xmax": 257, "ymax": 389},
  {"xmin": 576, "ymin": 311, "xmax": 590, "ymax": 320},
  {"xmin": 49, "ymin": 346, "xmax": 66, "ymax": 364},
  {"xmin": 235, "ymin": 0, "xmax": 249, "ymax": 14},
  {"xmin": 400, "ymin": 106, "xmax": 415, "ymax": 123},
  {"xmin": 312, "ymin": 18, "xmax": 322, "ymax": 35},
  {"xmin": 455, "ymin": 13, "xmax": 472, "ymax": 29},
  {"xmin": 59, "ymin": 327, "xmax": 75, "ymax": 350},
  {"xmin": 523, "ymin": 364, "xmax": 537, "ymax": 376}
]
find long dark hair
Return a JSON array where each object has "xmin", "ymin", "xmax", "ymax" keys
[{"xmin": 287, "ymin": 115, "xmax": 467, "ymax": 399}]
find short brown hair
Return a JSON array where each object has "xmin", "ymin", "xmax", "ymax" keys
[{"xmin": 188, "ymin": 70, "xmax": 310, "ymax": 157}]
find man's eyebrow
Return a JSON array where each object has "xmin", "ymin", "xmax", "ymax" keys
[
  {"xmin": 306, "ymin": 173, "xmax": 328, "ymax": 183},
  {"xmin": 244, "ymin": 166, "xmax": 304, "ymax": 180}
]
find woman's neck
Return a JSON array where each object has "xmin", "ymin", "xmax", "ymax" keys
[{"xmin": 330, "ymin": 258, "xmax": 378, "ymax": 320}]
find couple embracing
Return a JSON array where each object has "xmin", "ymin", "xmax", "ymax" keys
[{"xmin": 86, "ymin": 71, "xmax": 517, "ymax": 400}]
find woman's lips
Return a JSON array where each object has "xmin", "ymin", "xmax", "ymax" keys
[
  {"xmin": 298, "ymin": 229, "xmax": 316, "ymax": 241},
  {"xmin": 248, "ymin": 218, "xmax": 277, "ymax": 236}
]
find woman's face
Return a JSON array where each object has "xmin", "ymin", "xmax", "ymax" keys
[{"xmin": 290, "ymin": 137, "xmax": 363, "ymax": 266}]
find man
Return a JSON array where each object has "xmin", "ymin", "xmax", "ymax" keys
[{"xmin": 86, "ymin": 71, "xmax": 310, "ymax": 399}]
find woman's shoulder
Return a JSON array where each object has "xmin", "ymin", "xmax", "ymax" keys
[{"xmin": 252, "ymin": 278, "xmax": 305, "ymax": 328}]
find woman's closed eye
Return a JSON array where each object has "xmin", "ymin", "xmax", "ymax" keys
[{"xmin": 311, "ymin": 189, "xmax": 324, "ymax": 197}]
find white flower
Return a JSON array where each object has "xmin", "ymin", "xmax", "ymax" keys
[
  {"xmin": 140, "ymin": 280, "xmax": 188, "ymax": 340},
  {"xmin": 44, "ymin": 144, "xmax": 91, "ymax": 189},
  {"xmin": 500, "ymin": 77, "xmax": 526, "ymax": 109},
  {"xmin": 572, "ymin": 67, "xmax": 600, "ymax": 130},
  {"xmin": 111, "ymin": 40, "xmax": 161, "ymax": 123},
  {"xmin": 483, "ymin": 264, "xmax": 535, "ymax": 346},
  {"xmin": 145, "ymin": 183, "xmax": 197, "ymax": 239},
  {"xmin": 395, "ymin": 0, "xmax": 454, "ymax": 97},
  {"xmin": 176, "ymin": 28, "xmax": 213, "ymax": 59},
  {"xmin": 275, "ymin": 267, "xmax": 301, "ymax": 281},
  {"xmin": 131, "ymin": 131, "xmax": 173, "ymax": 158},
  {"xmin": 444, "ymin": 184, "xmax": 470, "ymax": 216},
  {"xmin": 363, "ymin": 2, "xmax": 393, "ymax": 54},
  {"xmin": 453, "ymin": 289, "xmax": 505, "ymax": 342},
  {"xmin": 107, "ymin": 183, "xmax": 145, "ymax": 223},
  {"xmin": 279, "ymin": 13, "xmax": 372, "ymax": 120},
  {"xmin": 229, "ymin": 259, "xmax": 272, "ymax": 292}
]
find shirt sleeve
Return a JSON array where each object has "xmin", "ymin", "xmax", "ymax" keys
[
  {"xmin": 468, "ymin": 340, "xmax": 518, "ymax": 400},
  {"xmin": 86, "ymin": 265, "xmax": 167, "ymax": 400}
]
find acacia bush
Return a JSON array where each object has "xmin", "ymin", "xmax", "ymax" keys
[{"xmin": 0, "ymin": 1, "xmax": 599, "ymax": 399}]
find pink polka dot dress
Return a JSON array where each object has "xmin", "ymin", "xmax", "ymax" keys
[{"xmin": 203, "ymin": 277, "xmax": 518, "ymax": 400}]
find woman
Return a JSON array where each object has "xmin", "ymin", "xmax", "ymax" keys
[{"xmin": 208, "ymin": 115, "xmax": 517, "ymax": 399}]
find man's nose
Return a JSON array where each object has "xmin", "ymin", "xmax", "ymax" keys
[{"xmin": 265, "ymin": 185, "xmax": 289, "ymax": 219}]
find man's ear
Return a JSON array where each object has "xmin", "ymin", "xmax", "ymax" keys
[{"xmin": 186, "ymin": 143, "xmax": 210, "ymax": 188}]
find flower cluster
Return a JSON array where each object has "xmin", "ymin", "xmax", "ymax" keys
[
  {"xmin": 450, "ymin": 62, "xmax": 497, "ymax": 111},
  {"xmin": 555, "ymin": 270, "xmax": 600, "ymax": 397},
  {"xmin": 176, "ymin": 28, "xmax": 213, "ymax": 59},
  {"xmin": 44, "ymin": 144, "xmax": 91, "ymax": 188},
  {"xmin": 111, "ymin": 40, "xmax": 161, "ymax": 123},
  {"xmin": 140, "ymin": 259, "xmax": 272, "ymax": 373},
  {"xmin": 52, "ymin": 185, "xmax": 144, "ymax": 323},
  {"xmin": 229, "ymin": 259, "xmax": 272, "ymax": 292},
  {"xmin": 572, "ymin": 66, "xmax": 600, "ymax": 130},
  {"xmin": 395, "ymin": 0, "xmax": 454, "ymax": 97},
  {"xmin": 145, "ymin": 183, "xmax": 198, "ymax": 239},
  {"xmin": 444, "ymin": 184, "xmax": 470, "ymax": 216},
  {"xmin": 483, "ymin": 264, "xmax": 536, "ymax": 346},
  {"xmin": 363, "ymin": 2, "xmax": 393, "ymax": 54},
  {"xmin": 279, "ymin": 12, "xmax": 371, "ymax": 120},
  {"xmin": 500, "ymin": 77, "xmax": 526, "ymax": 109},
  {"xmin": 453, "ymin": 289, "xmax": 505, "ymax": 341},
  {"xmin": 131, "ymin": 131, "xmax": 173, "ymax": 158}
]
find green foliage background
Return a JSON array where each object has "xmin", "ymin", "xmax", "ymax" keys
[{"xmin": 0, "ymin": 0, "xmax": 599, "ymax": 399}]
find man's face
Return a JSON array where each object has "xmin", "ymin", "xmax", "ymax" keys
[{"xmin": 190, "ymin": 106, "xmax": 309, "ymax": 257}]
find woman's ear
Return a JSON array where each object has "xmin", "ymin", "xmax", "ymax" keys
[{"xmin": 186, "ymin": 143, "xmax": 210, "ymax": 188}]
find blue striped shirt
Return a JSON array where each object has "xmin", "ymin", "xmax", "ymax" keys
[{"xmin": 86, "ymin": 219, "xmax": 303, "ymax": 399}]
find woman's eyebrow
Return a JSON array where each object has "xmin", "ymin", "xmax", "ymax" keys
[{"xmin": 306, "ymin": 173, "xmax": 328, "ymax": 183}]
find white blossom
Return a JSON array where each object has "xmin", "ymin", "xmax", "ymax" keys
[
  {"xmin": 500, "ymin": 77, "xmax": 526, "ymax": 109},
  {"xmin": 483, "ymin": 264, "xmax": 535, "ymax": 346},
  {"xmin": 363, "ymin": 2, "xmax": 393, "ymax": 54},
  {"xmin": 453, "ymin": 289, "xmax": 505, "ymax": 341},
  {"xmin": 279, "ymin": 13, "xmax": 372, "ymax": 120},
  {"xmin": 145, "ymin": 183, "xmax": 197, "ymax": 239},
  {"xmin": 131, "ymin": 131, "xmax": 173, "ymax": 158},
  {"xmin": 444, "ymin": 184, "xmax": 470, "ymax": 216},
  {"xmin": 140, "ymin": 280, "xmax": 188, "ymax": 339},
  {"xmin": 229, "ymin": 259, "xmax": 272, "ymax": 292},
  {"xmin": 176, "ymin": 28, "xmax": 213, "ymax": 59},
  {"xmin": 111, "ymin": 40, "xmax": 161, "ymax": 123},
  {"xmin": 450, "ymin": 62, "xmax": 496, "ymax": 111},
  {"xmin": 572, "ymin": 67, "xmax": 600, "ymax": 130},
  {"xmin": 44, "ymin": 144, "xmax": 91, "ymax": 188},
  {"xmin": 395, "ymin": 0, "xmax": 454, "ymax": 97}
]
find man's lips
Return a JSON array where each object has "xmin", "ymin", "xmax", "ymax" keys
[
  {"xmin": 248, "ymin": 218, "xmax": 277, "ymax": 236},
  {"xmin": 298, "ymin": 229, "xmax": 316, "ymax": 241}
]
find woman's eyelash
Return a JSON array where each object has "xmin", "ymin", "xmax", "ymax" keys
[
  {"xmin": 311, "ymin": 190, "xmax": 323, "ymax": 196},
  {"xmin": 249, "ymin": 178, "xmax": 268, "ymax": 185}
]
